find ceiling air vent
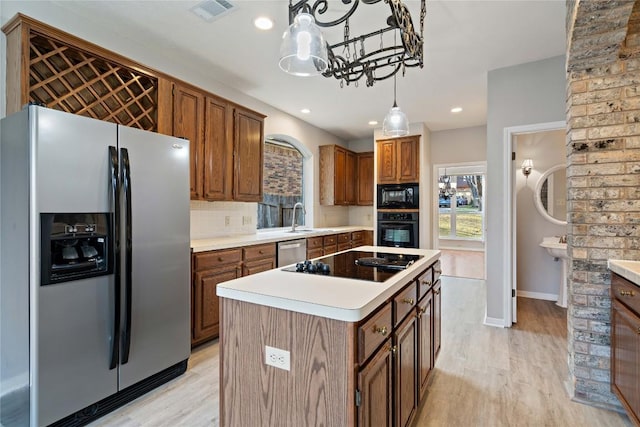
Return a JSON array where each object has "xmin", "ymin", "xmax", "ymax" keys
[{"xmin": 191, "ymin": 0, "xmax": 237, "ymax": 22}]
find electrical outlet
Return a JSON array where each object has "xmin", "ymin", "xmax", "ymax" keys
[
  {"xmin": 242, "ymin": 216, "xmax": 252, "ymax": 225},
  {"xmin": 224, "ymin": 216, "xmax": 230, "ymax": 227},
  {"xmin": 265, "ymin": 346, "xmax": 290, "ymax": 371}
]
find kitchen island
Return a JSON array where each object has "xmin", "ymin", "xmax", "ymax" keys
[{"xmin": 217, "ymin": 246, "xmax": 441, "ymax": 427}]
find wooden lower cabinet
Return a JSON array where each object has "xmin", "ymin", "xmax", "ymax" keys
[
  {"xmin": 395, "ymin": 312, "xmax": 418, "ymax": 427},
  {"xmin": 242, "ymin": 243, "xmax": 276, "ymax": 276},
  {"xmin": 356, "ymin": 260, "xmax": 440, "ymax": 427},
  {"xmin": 611, "ymin": 273, "xmax": 640, "ymax": 425},
  {"xmin": 433, "ymin": 280, "xmax": 442, "ymax": 361},
  {"xmin": 192, "ymin": 261, "xmax": 241, "ymax": 346},
  {"xmin": 417, "ymin": 291, "xmax": 433, "ymax": 399},
  {"xmin": 357, "ymin": 339, "xmax": 393, "ymax": 427}
]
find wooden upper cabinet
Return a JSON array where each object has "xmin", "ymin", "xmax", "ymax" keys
[
  {"xmin": 320, "ymin": 145, "xmax": 372, "ymax": 206},
  {"xmin": 377, "ymin": 140, "xmax": 397, "ymax": 184},
  {"xmin": 173, "ymin": 85, "xmax": 205, "ymax": 199},
  {"xmin": 204, "ymin": 96, "xmax": 233, "ymax": 201},
  {"xmin": 233, "ymin": 107, "xmax": 264, "ymax": 202},
  {"xmin": 377, "ymin": 136, "xmax": 420, "ymax": 184},
  {"xmin": 172, "ymin": 83, "xmax": 264, "ymax": 202},
  {"xmin": 357, "ymin": 152, "xmax": 374, "ymax": 206}
]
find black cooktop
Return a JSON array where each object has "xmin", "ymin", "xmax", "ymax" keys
[{"xmin": 281, "ymin": 250, "xmax": 423, "ymax": 283}]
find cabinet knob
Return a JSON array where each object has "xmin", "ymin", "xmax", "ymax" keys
[
  {"xmin": 388, "ymin": 345, "xmax": 397, "ymax": 354},
  {"xmin": 434, "ymin": 289, "xmax": 441, "ymax": 295},
  {"xmin": 637, "ymin": 327, "xmax": 640, "ymax": 335},
  {"xmin": 434, "ymin": 269, "xmax": 442, "ymax": 274},
  {"xmin": 374, "ymin": 326, "xmax": 387, "ymax": 336},
  {"xmin": 416, "ymin": 307, "xmax": 426, "ymax": 318},
  {"xmin": 259, "ymin": 250, "xmax": 264, "ymax": 254},
  {"xmin": 218, "ymin": 257, "xmax": 224, "ymax": 262},
  {"xmin": 620, "ymin": 290, "xmax": 636, "ymax": 297},
  {"xmin": 402, "ymin": 298, "xmax": 415, "ymax": 305},
  {"xmin": 421, "ymin": 280, "xmax": 432, "ymax": 286}
]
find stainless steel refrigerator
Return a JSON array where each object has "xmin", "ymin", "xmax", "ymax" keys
[{"xmin": 0, "ymin": 105, "xmax": 191, "ymax": 426}]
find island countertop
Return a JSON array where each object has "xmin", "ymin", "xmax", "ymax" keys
[{"xmin": 216, "ymin": 245, "xmax": 440, "ymax": 322}]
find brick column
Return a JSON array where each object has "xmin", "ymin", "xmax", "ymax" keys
[{"xmin": 566, "ymin": 0, "xmax": 638, "ymax": 409}]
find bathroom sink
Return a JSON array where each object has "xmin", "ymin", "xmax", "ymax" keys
[
  {"xmin": 539, "ymin": 237, "xmax": 568, "ymax": 260},
  {"xmin": 540, "ymin": 236, "xmax": 569, "ymax": 308}
]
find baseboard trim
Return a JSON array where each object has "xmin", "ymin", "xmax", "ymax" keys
[
  {"xmin": 483, "ymin": 315, "xmax": 506, "ymax": 328},
  {"xmin": 517, "ymin": 290, "xmax": 558, "ymax": 301}
]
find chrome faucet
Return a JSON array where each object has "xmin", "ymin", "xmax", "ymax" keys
[{"xmin": 291, "ymin": 202, "xmax": 306, "ymax": 232}]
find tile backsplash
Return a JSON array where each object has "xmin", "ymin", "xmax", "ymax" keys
[{"xmin": 190, "ymin": 201, "xmax": 257, "ymax": 240}]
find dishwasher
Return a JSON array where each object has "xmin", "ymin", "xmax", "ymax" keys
[{"xmin": 277, "ymin": 239, "xmax": 307, "ymax": 267}]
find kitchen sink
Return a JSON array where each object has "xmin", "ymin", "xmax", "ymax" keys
[{"xmin": 286, "ymin": 229, "xmax": 317, "ymax": 233}]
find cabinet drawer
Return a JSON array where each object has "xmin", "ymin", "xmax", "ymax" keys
[
  {"xmin": 337, "ymin": 233, "xmax": 350, "ymax": 243},
  {"xmin": 243, "ymin": 243, "xmax": 276, "ymax": 261},
  {"xmin": 307, "ymin": 247, "xmax": 324, "ymax": 260},
  {"xmin": 323, "ymin": 234, "xmax": 337, "ymax": 246},
  {"xmin": 416, "ymin": 267, "xmax": 434, "ymax": 302},
  {"xmin": 433, "ymin": 260, "xmax": 442, "ymax": 283},
  {"xmin": 358, "ymin": 302, "xmax": 392, "ymax": 364},
  {"xmin": 394, "ymin": 282, "xmax": 418, "ymax": 327},
  {"xmin": 337, "ymin": 242, "xmax": 351, "ymax": 252},
  {"xmin": 194, "ymin": 248, "xmax": 242, "ymax": 271},
  {"xmin": 307, "ymin": 236, "xmax": 323, "ymax": 250},
  {"xmin": 612, "ymin": 273, "xmax": 640, "ymax": 314}
]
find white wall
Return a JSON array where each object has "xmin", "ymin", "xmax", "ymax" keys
[
  {"xmin": 0, "ymin": 3, "xmax": 355, "ymax": 238},
  {"xmin": 431, "ymin": 125, "xmax": 487, "ymax": 165},
  {"xmin": 515, "ymin": 130, "xmax": 566, "ymax": 299},
  {"xmin": 486, "ymin": 55, "xmax": 566, "ymax": 324}
]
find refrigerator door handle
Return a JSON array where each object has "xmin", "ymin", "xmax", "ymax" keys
[
  {"xmin": 108, "ymin": 146, "xmax": 120, "ymax": 370},
  {"xmin": 121, "ymin": 147, "xmax": 133, "ymax": 364}
]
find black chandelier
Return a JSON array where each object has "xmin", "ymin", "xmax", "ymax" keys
[{"xmin": 279, "ymin": 0, "xmax": 426, "ymax": 87}]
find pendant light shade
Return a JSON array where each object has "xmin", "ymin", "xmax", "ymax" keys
[
  {"xmin": 383, "ymin": 103, "xmax": 410, "ymax": 137},
  {"xmin": 279, "ymin": 13, "xmax": 329, "ymax": 77},
  {"xmin": 383, "ymin": 71, "xmax": 410, "ymax": 137}
]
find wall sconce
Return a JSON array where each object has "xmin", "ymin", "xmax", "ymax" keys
[{"xmin": 521, "ymin": 159, "xmax": 533, "ymax": 177}]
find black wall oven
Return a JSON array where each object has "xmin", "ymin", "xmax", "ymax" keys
[
  {"xmin": 377, "ymin": 183, "xmax": 419, "ymax": 210},
  {"xmin": 377, "ymin": 212, "xmax": 419, "ymax": 248}
]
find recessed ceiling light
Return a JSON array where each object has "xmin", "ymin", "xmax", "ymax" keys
[
  {"xmin": 254, "ymin": 17, "xmax": 273, "ymax": 30},
  {"xmin": 301, "ymin": 108, "xmax": 311, "ymax": 114},
  {"xmin": 368, "ymin": 120, "xmax": 378, "ymax": 126},
  {"xmin": 451, "ymin": 107, "xmax": 463, "ymax": 113}
]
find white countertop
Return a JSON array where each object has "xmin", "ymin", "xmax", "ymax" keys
[
  {"xmin": 191, "ymin": 226, "xmax": 373, "ymax": 252},
  {"xmin": 216, "ymin": 246, "xmax": 440, "ymax": 322},
  {"xmin": 609, "ymin": 259, "xmax": 640, "ymax": 286}
]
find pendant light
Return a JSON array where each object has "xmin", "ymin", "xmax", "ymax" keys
[
  {"xmin": 279, "ymin": 13, "xmax": 329, "ymax": 77},
  {"xmin": 382, "ymin": 31, "xmax": 409, "ymax": 137}
]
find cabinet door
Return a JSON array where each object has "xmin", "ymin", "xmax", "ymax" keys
[
  {"xmin": 345, "ymin": 150, "xmax": 357, "ymax": 205},
  {"xmin": 173, "ymin": 84, "xmax": 204, "ymax": 199},
  {"xmin": 377, "ymin": 140, "xmax": 397, "ymax": 184},
  {"xmin": 203, "ymin": 96, "xmax": 232, "ymax": 200},
  {"xmin": 357, "ymin": 340, "xmax": 393, "ymax": 427},
  {"xmin": 334, "ymin": 146, "xmax": 347, "ymax": 205},
  {"xmin": 394, "ymin": 313, "xmax": 418, "ymax": 427},
  {"xmin": 233, "ymin": 108, "xmax": 264, "ymax": 202},
  {"xmin": 417, "ymin": 292, "xmax": 433, "ymax": 400},
  {"xmin": 612, "ymin": 300, "xmax": 640, "ymax": 422},
  {"xmin": 433, "ymin": 280, "xmax": 442, "ymax": 363},
  {"xmin": 397, "ymin": 137, "xmax": 419, "ymax": 183},
  {"xmin": 357, "ymin": 152, "xmax": 374, "ymax": 206},
  {"xmin": 193, "ymin": 265, "xmax": 240, "ymax": 345}
]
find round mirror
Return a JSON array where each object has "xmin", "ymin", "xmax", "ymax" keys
[{"xmin": 534, "ymin": 164, "xmax": 567, "ymax": 226}]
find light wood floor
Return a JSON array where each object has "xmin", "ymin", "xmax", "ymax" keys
[
  {"xmin": 90, "ymin": 277, "xmax": 631, "ymax": 427},
  {"xmin": 440, "ymin": 249, "xmax": 485, "ymax": 280}
]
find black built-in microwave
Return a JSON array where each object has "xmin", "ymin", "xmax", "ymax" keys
[{"xmin": 377, "ymin": 183, "xmax": 419, "ymax": 209}]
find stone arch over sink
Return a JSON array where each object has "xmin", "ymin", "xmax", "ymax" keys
[{"xmin": 566, "ymin": 0, "xmax": 640, "ymax": 410}]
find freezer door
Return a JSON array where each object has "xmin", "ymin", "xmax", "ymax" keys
[
  {"xmin": 117, "ymin": 126, "xmax": 190, "ymax": 389},
  {"xmin": 33, "ymin": 107, "xmax": 119, "ymax": 425}
]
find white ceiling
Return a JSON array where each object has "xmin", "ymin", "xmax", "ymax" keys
[{"xmin": 17, "ymin": 1, "xmax": 567, "ymax": 140}]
